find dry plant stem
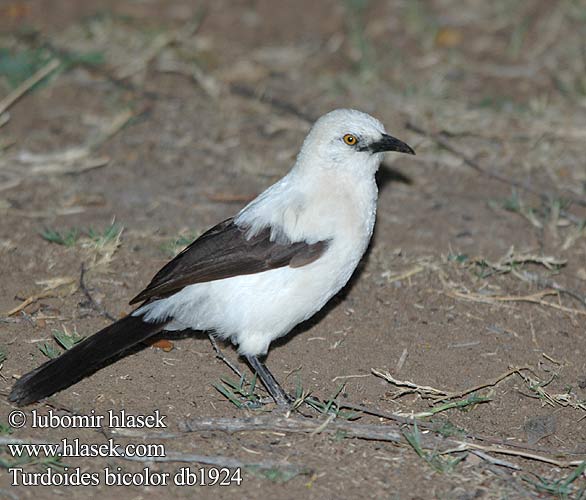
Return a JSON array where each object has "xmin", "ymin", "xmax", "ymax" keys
[
  {"xmin": 371, "ymin": 366, "xmax": 528, "ymax": 402},
  {"xmin": 405, "ymin": 121, "xmax": 586, "ymax": 210},
  {"xmin": 4, "ymin": 277, "xmax": 76, "ymax": 316},
  {"xmin": 371, "ymin": 368, "xmax": 448, "ymax": 397},
  {"xmin": 208, "ymin": 334, "xmax": 244, "ymax": 379},
  {"xmin": 122, "ymin": 451, "xmax": 300, "ymax": 471},
  {"xmin": 229, "ymin": 83, "xmax": 315, "ymax": 123},
  {"xmin": 512, "ymin": 269, "xmax": 586, "ymax": 306},
  {"xmin": 469, "ymin": 450, "xmax": 520, "ymax": 470},
  {"xmin": 445, "ymin": 288, "xmax": 586, "ymax": 316},
  {"xmin": 5, "ymin": 290, "xmax": 56, "ymax": 316},
  {"xmin": 79, "ymin": 263, "xmax": 116, "ymax": 322},
  {"xmin": 0, "ymin": 59, "xmax": 60, "ymax": 115}
]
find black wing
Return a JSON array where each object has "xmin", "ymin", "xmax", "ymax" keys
[{"xmin": 129, "ymin": 218, "xmax": 329, "ymax": 304}]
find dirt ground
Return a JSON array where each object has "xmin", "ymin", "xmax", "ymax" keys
[{"xmin": 1, "ymin": 0, "xmax": 586, "ymax": 498}]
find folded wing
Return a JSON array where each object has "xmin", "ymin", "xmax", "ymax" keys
[{"xmin": 130, "ymin": 218, "xmax": 329, "ymax": 304}]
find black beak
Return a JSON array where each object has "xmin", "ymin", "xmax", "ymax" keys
[{"xmin": 368, "ymin": 134, "xmax": 415, "ymax": 155}]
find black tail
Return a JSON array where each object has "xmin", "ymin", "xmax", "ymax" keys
[{"xmin": 9, "ymin": 314, "xmax": 166, "ymax": 406}]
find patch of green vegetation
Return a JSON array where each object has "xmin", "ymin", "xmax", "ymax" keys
[
  {"xmin": 40, "ymin": 227, "xmax": 80, "ymax": 247},
  {"xmin": 39, "ymin": 342, "xmax": 61, "ymax": 359},
  {"xmin": 0, "ymin": 47, "xmax": 52, "ymax": 87},
  {"xmin": 413, "ymin": 393, "xmax": 491, "ymax": 419},
  {"xmin": 523, "ymin": 460, "xmax": 586, "ymax": 499},
  {"xmin": 342, "ymin": 0, "xmax": 376, "ymax": 78},
  {"xmin": 474, "ymin": 95, "xmax": 531, "ymax": 114},
  {"xmin": 214, "ymin": 373, "xmax": 360, "ymax": 419},
  {"xmin": 447, "ymin": 253, "xmax": 469, "ymax": 264},
  {"xmin": 551, "ymin": 69, "xmax": 586, "ymax": 99},
  {"xmin": 293, "ymin": 381, "xmax": 360, "ymax": 420},
  {"xmin": 214, "ymin": 374, "xmax": 263, "ymax": 409},
  {"xmin": 86, "ymin": 222, "xmax": 123, "ymax": 246},
  {"xmin": 40, "ymin": 223, "xmax": 122, "ymax": 247},
  {"xmin": 403, "ymin": 421, "xmax": 466, "ymax": 473},
  {"xmin": 507, "ymin": 16, "xmax": 529, "ymax": 60},
  {"xmin": 403, "ymin": 0, "xmax": 439, "ymax": 47},
  {"xmin": 53, "ymin": 328, "xmax": 84, "ymax": 350},
  {"xmin": 0, "ymin": 43, "xmax": 104, "ymax": 85},
  {"xmin": 162, "ymin": 233, "xmax": 198, "ymax": 257},
  {"xmin": 0, "ymin": 423, "xmax": 13, "ymax": 435},
  {"xmin": 433, "ymin": 420, "xmax": 466, "ymax": 438},
  {"xmin": 59, "ymin": 50, "xmax": 104, "ymax": 70},
  {"xmin": 0, "ymin": 450, "xmax": 66, "ymax": 471},
  {"xmin": 39, "ymin": 328, "xmax": 85, "ymax": 359},
  {"xmin": 248, "ymin": 465, "xmax": 303, "ymax": 483}
]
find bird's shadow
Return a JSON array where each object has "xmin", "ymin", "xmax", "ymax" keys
[{"xmin": 377, "ymin": 161, "xmax": 412, "ymax": 192}]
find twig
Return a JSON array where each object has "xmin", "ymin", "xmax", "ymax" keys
[
  {"xmin": 331, "ymin": 374, "xmax": 371, "ymax": 383},
  {"xmin": 181, "ymin": 414, "xmax": 405, "ymax": 443},
  {"xmin": 441, "ymin": 366, "xmax": 527, "ymax": 401},
  {"xmin": 4, "ymin": 276, "xmax": 76, "ymax": 316},
  {"xmin": 0, "ymin": 59, "xmax": 60, "ymax": 115},
  {"xmin": 469, "ymin": 449, "xmax": 521, "ymax": 470},
  {"xmin": 79, "ymin": 263, "xmax": 116, "ymax": 321},
  {"xmin": 372, "ymin": 366, "xmax": 525, "ymax": 403},
  {"xmin": 444, "ymin": 288, "xmax": 586, "ymax": 316},
  {"xmin": 406, "ymin": 121, "xmax": 586, "ymax": 209},
  {"xmin": 122, "ymin": 451, "xmax": 303, "ymax": 472},
  {"xmin": 383, "ymin": 265, "xmax": 425, "ymax": 284},
  {"xmin": 512, "ymin": 269, "xmax": 586, "ymax": 307},
  {"xmin": 208, "ymin": 334, "xmax": 244, "ymax": 378},
  {"xmin": 371, "ymin": 368, "xmax": 448, "ymax": 398},
  {"xmin": 229, "ymin": 83, "xmax": 315, "ymax": 123},
  {"xmin": 5, "ymin": 290, "xmax": 55, "ymax": 316}
]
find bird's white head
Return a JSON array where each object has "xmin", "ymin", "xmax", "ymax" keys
[{"xmin": 294, "ymin": 109, "xmax": 414, "ymax": 176}]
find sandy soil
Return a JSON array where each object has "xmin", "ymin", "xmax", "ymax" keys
[{"xmin": 1, "ymin": 1, "xmax": 586, "ymax": 498}]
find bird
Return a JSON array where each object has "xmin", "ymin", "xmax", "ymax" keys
[{"xmin": 9, "ymin": 108, "xmax": 415, "ymax": 407}]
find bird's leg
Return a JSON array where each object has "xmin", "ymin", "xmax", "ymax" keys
[{"xmin": 245, "ymin": 354, "xmax": 291, "ymax": 407}]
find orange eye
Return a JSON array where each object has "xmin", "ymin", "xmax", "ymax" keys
[{"xmin": 343, "ymin": 134, "xmax": 357, "ymax": 146}]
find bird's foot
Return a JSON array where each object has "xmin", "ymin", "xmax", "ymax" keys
[{"xmin": 244, "ymin": 354, "xmax": 293, "ymax": 409}]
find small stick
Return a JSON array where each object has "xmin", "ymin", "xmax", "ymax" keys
[
  {"xmin": 437, "ymin": 366, "xmax": 530, "ymax": 402},
  {"xmin": 469, "ymin": 449, "xmax": 521, "ymax": 470},
  {"xmin": 0, "ymin": 59, "xmax": 60, "ymax": 115},
  {"xmin": 406, "ymin": 121, "xmax": 586, "ymax": 209},
  {"xmin": 229, "ymin": 83, "xmax": 315, "ymax": 123},
  {"xmin": 122, "ymin": 451, "xmax": 302, "ymax": 471},
  {"xmin": 208, "ymin": 334, "xmax": 244, "ymax": 379},
  {"xmin": 5, "ymin": 290, "xmax": 55, "ymax": 316},
  {"xmin": 79, "ymin": 263, "xmax": 116, "ymax": 322}
]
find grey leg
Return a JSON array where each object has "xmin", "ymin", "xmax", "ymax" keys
[{"xmin": 245, "ymin": 355, "xmax": 291, "ymax": 407}]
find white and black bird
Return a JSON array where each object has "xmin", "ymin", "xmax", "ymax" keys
[{"xmin": 9, "ymin": 108, "xmax": 414, "ymax": 407}]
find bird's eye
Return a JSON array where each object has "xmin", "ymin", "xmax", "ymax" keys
[{"xmin": 343, "ymin": 134, "xmax": 358, "ymax": 146}]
